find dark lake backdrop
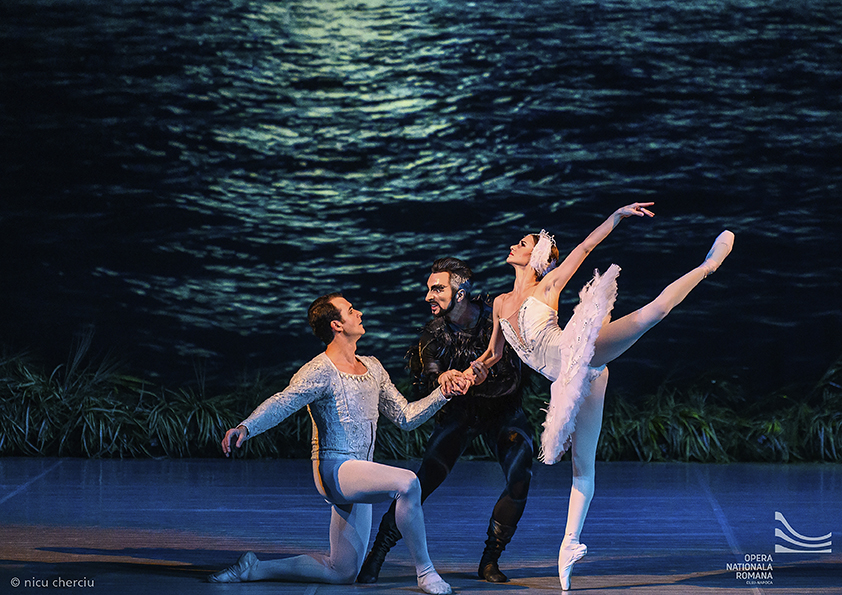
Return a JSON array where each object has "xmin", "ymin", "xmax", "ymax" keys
[{"xmin": 2, "ymin": 0, "xmax": 841, "ymax": 400}]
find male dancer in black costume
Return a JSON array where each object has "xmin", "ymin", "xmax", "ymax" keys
[{"xmin": 357, "ymin": 257, "xmax": 534, "ymax": 584}]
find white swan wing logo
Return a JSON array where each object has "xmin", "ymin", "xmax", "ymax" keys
[{"xmin": 775, "ymin": 512, "xmax": 832, "ymax": 553}]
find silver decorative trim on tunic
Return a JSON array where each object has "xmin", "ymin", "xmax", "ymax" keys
[{"xmin": 239, "ymin": 352, "xmax": 448, "ymax": 461}]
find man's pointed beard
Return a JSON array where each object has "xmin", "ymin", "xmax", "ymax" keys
[{"xmin": 433, "ymin": 298, "xmax": 456, "ymax": 318}]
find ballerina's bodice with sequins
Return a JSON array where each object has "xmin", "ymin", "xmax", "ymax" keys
[{"xmin": 500, "ymin": 296, "xmax": 568, "ymax": 382}]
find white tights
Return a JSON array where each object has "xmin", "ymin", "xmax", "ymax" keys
[
  {"xmin": 564, "ymin": 257, "xmax": 715, "ymax": 546},
  {"xmin": 562, "ymin": 368, "xmax": 607, "ymax": 547},
  {"xmin": 247, "ymin": 460, "xmax": 438, "ymax": 584}
]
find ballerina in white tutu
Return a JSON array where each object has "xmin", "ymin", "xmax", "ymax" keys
[{"xmin": 472, "ymin": 202, "xmax": 734, "ymax": 590}]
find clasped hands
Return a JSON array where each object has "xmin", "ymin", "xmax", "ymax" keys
[{"xmin": 438, "ymin": 360, "xmax": 489, "ymax": 398}]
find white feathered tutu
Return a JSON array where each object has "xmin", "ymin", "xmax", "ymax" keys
[{"xmin": 539, "ymin": 264, "xmax": 620, "ymax": 464}]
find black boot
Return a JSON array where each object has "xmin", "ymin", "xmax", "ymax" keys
[
  {"xmin": 478, "ymin": 519, "xmax": 517, "ymax": 582},
  {"xmin": 357, "ymin": 511, "xmax": 403, "ymax": 583}
]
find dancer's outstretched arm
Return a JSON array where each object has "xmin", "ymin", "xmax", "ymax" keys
[
  {"xmin": 537, "ymin": 202, "xmax": 654, "ymax": 302},
  {"xmin": 472, "ymin": 202, "xmax": 653, "ymax": 378},
  {"xmin": 473, "ymin": 295, "xmax": 508, "ymax": 371}
]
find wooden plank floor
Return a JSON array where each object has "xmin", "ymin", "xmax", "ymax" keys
[{"xmin": 1, "ymin": 457, "xmax": 839, "ymax": 594}]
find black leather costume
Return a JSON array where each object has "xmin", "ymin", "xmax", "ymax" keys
[{"xmin": 358, "ymin": 296, "xmax": 535, "ymax": 584}]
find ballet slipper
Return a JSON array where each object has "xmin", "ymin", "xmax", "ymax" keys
[
  {"xmin": 702, "ymin": 230, "xmax": 734, "ymax": 277},
  {"xmin": 558, "ymin": 541, "xmax": 587, "ymax": 591},
  {"xmin": 417, "ymin": 567, "xmax": 452, "ymax": 595},
  {"xmin": 207, "ymin": 551, "xmax": 258, "ymax": 583}
]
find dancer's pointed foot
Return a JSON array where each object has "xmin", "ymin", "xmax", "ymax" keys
[
  {"xmin": 558, "ymin": 542, "xmax": 587, "ymax": 591},
  {"xmin": 418, "ymin": 567, "xmax": 452, "ymax": 595},
  {"xmin": 207, "ymin": 551, "xmax": 258, "ymax": 583},
  {"xmin": 702, "ymin": 230, "xmax": 734, "ymax": 277}
]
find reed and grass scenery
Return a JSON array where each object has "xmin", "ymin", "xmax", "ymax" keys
[{"xmin": 2, "ymin": 343, "xmax": 841, "ymax": 463}]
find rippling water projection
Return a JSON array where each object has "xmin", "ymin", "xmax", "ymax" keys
[{"xmin": 2, "ymin": 0, "xmax": 841, "ymax": 396}]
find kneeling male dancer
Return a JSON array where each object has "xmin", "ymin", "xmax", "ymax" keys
[{"xmin": 209, "ymin": 293, "xmax": 476, "ymax": 594}]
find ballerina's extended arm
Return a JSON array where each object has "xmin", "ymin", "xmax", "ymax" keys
[
  {"xmin": 536, "ymin": 202, "xmax": 654, "ymax": 302},
  {"xmin": 470, "ymin": 202, "xmax": 654, "ymax": 381},
  {"xmin": 472, "ymin": 294, "xmax": 508, "ymax": 372}
]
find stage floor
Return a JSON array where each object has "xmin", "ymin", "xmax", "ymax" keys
[{"xmin": 1, "ymin": 457, "xmax": 839, "ymax": 594}]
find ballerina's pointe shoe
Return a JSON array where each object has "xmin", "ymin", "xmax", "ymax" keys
[
  {"xmin": 702, "ymin": 230, "xmax": 734, "ymax": 277},
  {"xmin": 558, "ymin": 542, "xmax": 587, "ymax": 591},
  {"xmin": 207, "ymin": 551, "xmax": 258, "ymax": 583},
  {"xmin": 417, "ymin": 569, "xmax": 452, "ymax": 595}
]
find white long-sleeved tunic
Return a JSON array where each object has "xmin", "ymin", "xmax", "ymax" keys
[{"xmin": 240, "ymin": 352, "xmax": 448, "ymax": 461}]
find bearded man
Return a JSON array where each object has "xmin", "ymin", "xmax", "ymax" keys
[{"xmin": 358, "ymin": 257, "xmax": 534, "ymax": 584}]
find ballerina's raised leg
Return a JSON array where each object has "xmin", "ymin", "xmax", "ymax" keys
[
  {"xmin": 590, "ymin": 230, "xmax": 733, "ymax": 369},
  {"xmin": 557, "ymin": 230, "xmax": 734, "ymax": 591}
]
